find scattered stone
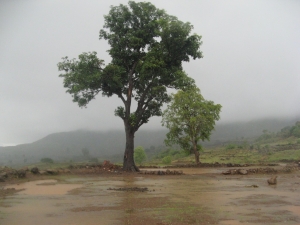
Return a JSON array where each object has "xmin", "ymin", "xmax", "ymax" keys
[
  {"xmin": 267, "ymin": 176, "xmax": 277, "ymax": 185},
  {"xmin": 222, "ymin": 170, "xmax": 231, "ymax": 175},
  {"xmin": 102, "ymin": 160, "xmax": 118, "ymax": 171},
  {"xmin": 30, "ymin": 167, "xmax": 39, "ymax": 174},
  {"xmin": 223, "ymin": 167, "xmax": 277, "ymax": 175},
  {"xmin": 15, "ymin": 169, "xmax": 26, "ymax": 178},
  {"xmin": 0, "ymin": 172, "xmax": 8, "ymax": 178},
  {"xmin": 46, "ymin": 169, "xmax": 58, "ymax": 175},
  {"xmin": 245, "ymin": 184, "xmax": 259, "ymax": 188},
  {"xmin": 238, "ymin": 169, "xmax": 248, "ymax": 175},
  {"xmin": 139, "ymin": 169, "xmax": 183, "ymax": 175},
  {"xmin": 108, "ymin": 187, "xmax": 148, "ymax": 192},
  {"xmin": 39, "ymin": 170, "xmax": 47, "ymax": 175}
]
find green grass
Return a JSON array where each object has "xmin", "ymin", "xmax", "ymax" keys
[{"xmin": 160, "ymin": 136, "xmax": 300, "ymax": 165}]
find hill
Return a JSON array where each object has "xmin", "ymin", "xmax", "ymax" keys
[{"xmin": 0, "ymin": 117, "xmax": 299, "ymax": 167}]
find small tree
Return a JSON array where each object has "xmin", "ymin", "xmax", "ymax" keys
[
  {"xmin": 162, "ymin": 156, "xmax": 172, "ymax": 164},
  {"xmin": 162, "ymin": 87, "xmax": 221, "ymax": 164},
  {"xmin": 57, "ymin": 1, "xmax": 202, "ymax": 171},
  {"xmin": 134, "ymin": 146, "xmax": 147, "ymax": 165}
]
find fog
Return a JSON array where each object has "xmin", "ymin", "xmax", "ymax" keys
[{"xmin": 1, "ymin": 0, "xmax": 299, "ymax": 146}]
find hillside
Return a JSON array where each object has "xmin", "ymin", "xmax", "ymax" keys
[{"xmin": 0, "ymin": 117, "xmax": 299, "ymax": 167}]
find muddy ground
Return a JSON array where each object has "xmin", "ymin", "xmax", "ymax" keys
[{"xmin": 0, "ymin": 166, "xmax": 300, "ymax": 225}]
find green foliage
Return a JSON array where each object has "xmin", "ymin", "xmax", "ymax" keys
[
  {"xmin": 156, "ymin": 149, "xmax": 186, "ymax": 160},
  {"xmin": 40, "ymin": 158, "xmax": 54, "ymax": 164},
  {"xmin": 291, "ymin": 122, "xmax": 300, "ymax": 137},
  {"xmin": 162, "ymin": 87, "xmax": 221, "ymax": 155},
  {"xmin": 134, "ymin": 146, "xmax": 147, "ymax": 164},
  {"xmin": 58, "ymin": 1, "xmax": 203, "ymax": 169},
  {"xmin": 58, "ymin": 1, "xmax": 203, "ymax": 133},
  {"xmin": 275, "ymin": 121, "xmax": 300, "ymax": 138},
  {"xmin": 225, "ymin": 143, "xmax": 236, "ymax": 150},
  {"xmin": 162, "ymin": 156, "xmax": 172, "ymax": 164}
]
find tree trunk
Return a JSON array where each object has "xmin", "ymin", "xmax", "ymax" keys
[
  {"xmin": 193, "ymin": 142, "xmax": 200, "ymax": 164},
  {"xmin": 123, "ymin": 127, "xmax": 139, "ymax": 172}
]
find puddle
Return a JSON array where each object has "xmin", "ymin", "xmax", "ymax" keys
[
  {"xmin": 1, "ymin": 173, "xmax": 300, "ymax": 225},
  {"xmin": 5, "ymin": 179, "xmax": 82, "ymax": 195}
]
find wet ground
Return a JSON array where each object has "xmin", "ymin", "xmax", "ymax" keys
[{"xmin": 0, "ymin": 168, "xmax": 300, "ymax": 225}]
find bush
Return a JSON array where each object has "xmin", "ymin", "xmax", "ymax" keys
[
  {"xmin": 134, "ymin": 146, "xmax": 147, "ymax": 164},
  {"xmin": 292, "ymin": 126, "xmax": 300, "ymax": 138},
  {"xmin": 40, "ymin": 157, "xmax": 54, "ymax": 164},
  {"xmin": 162, "ymin": 156, "xmax": 172, "ymax": 164},
  {"xmin": 225, "ymin": 143, "xmax": 236, "ymax": 150}
]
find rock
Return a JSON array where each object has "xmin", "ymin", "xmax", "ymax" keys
[
  {"xmin": 16, "ymin": 169, "xmax": 26, "ymax": 178},
  {"xmin": 46, "ymin": 169, "xmax": 58, "ymax": 175},
  {"xmin": 230, "ymin": 169, "xmax": 237, "ymax": 175},
  {"xmin": 103, "ymin": 160, "xmax": 113, "ymax": 167},
  {"xmin": 39, "ymin": 170, "xmax": 47, "ymax": 175},
  {"xmin": 0, "ymin": 172, "xmax": 8, "ymax": 178},
  {"xmin": 245, "ymin": 184, "xmax": 258, "ymax": 188},
  {"xmin": 238, "ymin": 169, "xmax": 248, "ymax": 175},
  {"xmin": 222, "ymin": 170, "xmax": 231, "ymax": 175},
  {"xmin": 267, "ymin": 176, "xmax": 277, "ymax": 185},
  {"xmin": 30, "ymin": 167, "xmax": 39, "ymax": 174}
]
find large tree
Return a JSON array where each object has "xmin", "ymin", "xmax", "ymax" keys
[
  {"xmin": 58, "ymin": 1, "xmax": 202, "ymax": 171},
  {"xmin": 162, "ymin": 87, "xmax": 221, "ymax": 164}
]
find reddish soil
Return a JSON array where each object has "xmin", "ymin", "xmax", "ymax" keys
[{"xmin": 0, "ymin": 165, "xmax": 300, "ymax": 225}]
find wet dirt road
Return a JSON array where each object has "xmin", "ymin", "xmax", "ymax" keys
[{"xmin": 0, "ymin": 168, "xmax": 300, "ymax": 225}]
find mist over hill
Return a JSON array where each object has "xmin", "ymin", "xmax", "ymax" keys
[{"xmin": 0, "ymin": 117, "xmax": 298, "ymax": 167}]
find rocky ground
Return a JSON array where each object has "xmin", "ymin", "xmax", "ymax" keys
[{"xmin": 1, "ymin": 161, "xmax": 300, "ymax": 225}]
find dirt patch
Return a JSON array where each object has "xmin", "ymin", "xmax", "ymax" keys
[
  {"xmin": 0, "ymin": 167, "xmax": 300, "ymax": 225},
  {"xmin": 4, "ymin": 179, "xmax": 83, "ymax": 195}
]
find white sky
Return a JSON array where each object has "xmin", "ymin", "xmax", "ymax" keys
[{"xmin": 1, "ymin": 0, "xmax": 299, "ymax": 146}]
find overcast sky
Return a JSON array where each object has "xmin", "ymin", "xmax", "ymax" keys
[{"xmin": 1, "ymin": 0, "xmax": 299, "ymax": 146}]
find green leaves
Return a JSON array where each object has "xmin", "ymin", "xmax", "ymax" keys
[
  {"xmin": 58, "ymin": 1, "xmax": 203, "ymax": 134},
  {"xmin": 162, "ymin": 87, "xmax": 222, "ymax": 153},
  {"xmin": 58, "ymin": 52, "xmax": 104, "ymax": 107},
  {"xmin": 134, "ymin": 146, "xmax": 147, "ymax": 164}
]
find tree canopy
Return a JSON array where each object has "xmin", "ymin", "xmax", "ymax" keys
[
  {"xmin": 162, "ymin": 87, "xmax": 221, "ymax": 164},
  {"xmin": 58, "ymin": 1, "xmax": 203, "ymax": 171}
]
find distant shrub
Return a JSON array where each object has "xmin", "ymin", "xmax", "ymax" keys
[
  {"xmin": 162, "ymin": 156, "xmax": 172, "ymax": 164},
  {"xmin": 40, "ymin": 157, "xmax": 54, "ymax": 164},
  {"xmin": 225, "ymin": 143, "xmax": 236, "ymax": 150},
  {"xmin": 134, "ymin": 146, "xmax": 147, "ymax": 164},
  {"xmin": 292, "ymin": 126, "xmax": 300, "ymax": 138}
]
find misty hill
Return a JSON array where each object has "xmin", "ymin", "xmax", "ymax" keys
[{"xmin": 0, "ymin": 117, "xmax": 298, "ymax": 167}]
